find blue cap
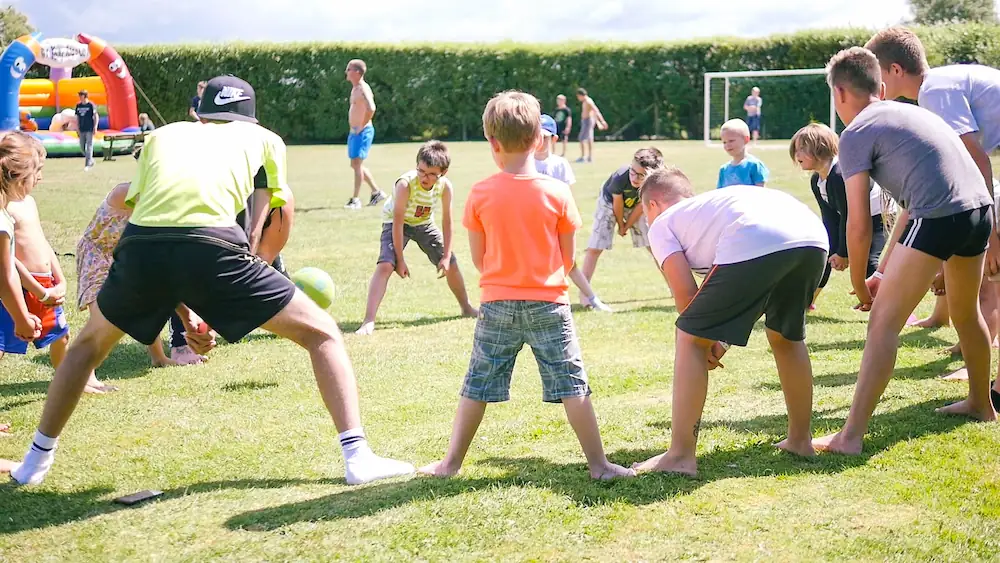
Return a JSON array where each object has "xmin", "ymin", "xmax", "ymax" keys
[{"xmin": 540, "ymin": 114, "xmax": 557, "ymax": 136}]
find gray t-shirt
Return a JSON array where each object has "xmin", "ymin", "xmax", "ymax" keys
[
  {"xmin": 919, "ymin": 64, "xmax": 1000, "ymax": 152},
  {"xmin": 838, "ymin": 101, "xmax": 991, "ymax": 219}
]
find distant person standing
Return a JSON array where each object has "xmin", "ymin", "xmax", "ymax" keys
[
  {"xmin": 75, "ymin": 90, "xmax": 99, "ymax": 171},
  {"xmin": 575, "ymin": 88, "xmax": 608, "ymax": 164},
  {"xmin": 188, "ymin": 81, "xmax": 207, "ymax": 121},
  {"xmin": 744, "ymin": 86, "xmax": 763, "ymax": 142},
  {"xmin": 552, "ymin": 95, "xmax": 573, "ymax": 156},
  {"xmin": 343, "ymin": 59, "xmax": 385, "ymax": 210}
]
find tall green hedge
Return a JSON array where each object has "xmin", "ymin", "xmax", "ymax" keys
[{"xmin": 113, "ymin": 24, "xmax": 1000, "ymax": 143}]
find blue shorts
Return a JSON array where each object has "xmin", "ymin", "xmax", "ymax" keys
[
  {"xmin": 747, "ymin": 114, "xmax": 761, "ymax": 133},
  {"xmin": 0, "ymin": 299, "xmax": 69, "ymax": 355},
  {"xmin": 347, "ymin": 125, "xmax": 375, "ymax": 160}
]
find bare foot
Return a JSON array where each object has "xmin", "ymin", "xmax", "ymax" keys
[
  {"xmin": 935, "ymin": 398, "xmax": 997, "ymax": 421},
  {"xmin": 0, "ymin": 459, "xmax": 19, "ymax": 474},
  {"xmin": 940, "ymin": 367, "xmax": 969, "ymax": 381},
  {"xmin": 461, "ymin": 307, "xmax": 479, "ymax": 318},
  {"xmin": 151, "ymin": 357, "xmax": 179, "ymax": 368},
  {"xmin": 171, "ymin": 346, "xmax": 207, "ymax": 365},
  {"xmin": 355, "ymin": 322, "xmax": 376, "ymax": 336},
  {"xmin": 775, "ymin": 438, "xmax": 816, "ymax": 457},
  {"xmin": 908, "ymin": 315, "xmax": 949, "ymax": 329},
  {"xmin": 0, "ymin": 423, "xmax": 11, "ymax": 437},
  {"xmin": 590, "ymin": 461, "xmax": 636, "ymax": 480},
  {"xmin": 631, "ymin": 451, "xmax": 697, "ymax": 476},
  {"xmin": 944, "ymin": 343, "xmax": 962, "ymax": 356},
  {"xmin": 418, "ymin": 460, "xmax": 460, "ymax": 478},
  {"xmin": 85, "ymin": 375, "xmax": 118, "ymax": 394},
  {"xmin": 812, "ymin": 432, "xmax": 863, "ymax": 455}
]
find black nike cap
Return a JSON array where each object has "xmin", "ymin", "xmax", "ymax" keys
[{"xmin": 197, "ymin": 75, "xmax": 257, "ymax": 124}]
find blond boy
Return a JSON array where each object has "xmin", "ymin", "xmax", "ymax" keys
[
  {"xmin": 419, "ymin": 91, "xmax": 632, "ymax": 480},
  {"xmin": 718, "ymin": 119, "xmax": 769, "ymax": 188}
]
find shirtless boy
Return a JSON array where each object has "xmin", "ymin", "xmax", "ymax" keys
[
  {"xmin": 343, "ymin": 59, "xmax": 385, "ymax": 210},
  {"xmin": 575, "ymin": 88, "xmax": 608, "ymax": 164}
]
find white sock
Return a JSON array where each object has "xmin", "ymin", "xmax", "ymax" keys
[
  {"xmin": 338, "ymin": 428, "xmax": 414, "ymax": 485},
  {"xmin": 11, "ymin": 430, "xmax": 57, "ymax": 485}
]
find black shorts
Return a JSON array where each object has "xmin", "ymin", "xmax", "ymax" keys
[
  {"xmin": 819, "ymin": 216, "xmax": 886, "ymax": 289},
  {"xmin": 676, "ymin": 247, "xmax": 827, "ymax": 346},
  {"xmin": 899, "ymin": 205, "xmax": 992, "ymax": 261},
  {"xmin": 97, "ymin": 225, "xmax": 296, "ymax": 345}
]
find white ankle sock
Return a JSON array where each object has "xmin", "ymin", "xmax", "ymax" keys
[
  {"xmin": 11, "ymin": 430, "xmax": 57, "ymax": 485},
  {"xmin": 338, "ymin": 428, "xmax": 414, "ymax": 485}
]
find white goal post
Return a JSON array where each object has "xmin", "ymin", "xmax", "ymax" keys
[{"xmin": 703, "ymin": 68, "xmax": 835, "ymax": 144}]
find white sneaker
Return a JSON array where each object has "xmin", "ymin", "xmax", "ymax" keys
[
  {"xmin": 83, "ymin": 165, "xmax": 93, "ymax": 172},
  {"xmin": 589, "ymin": 296, "xmax": 614, "ymax": 313},
  {"xmin": 368, "ymin": 191, "xmax": 387, "ymax": 206},
  {"xmin": 344, "ymin": 198, "xmax": 362, "ymax": 210}
]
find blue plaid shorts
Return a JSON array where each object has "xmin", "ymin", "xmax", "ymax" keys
[{"xmin": 461, "ymin": 300, "xmax": 590, "ymax": 403}]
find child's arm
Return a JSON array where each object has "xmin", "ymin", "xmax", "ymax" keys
[
  {"xmin": 106, "ymin": 182, "xmax": 131, "ymax": 210},
  {"xmin": 717, "ymin": 167, "xmax": 725, "ymax": 189},
  {"xmin": 438, "ymin": 180, "xmax": 454, "ymax": 273},
  {"xmin": 828, "ymin": 175, "xmax": 850, "ymax": 267},
  {"xmin": 468, "ymin": 231, "xmax": 485, "ymax": 273},
  {"xmin": 754, "ymin": 162, "xmax": 769, "ymax": 187},
  {"xmin": 622, "ymin": 205, "xmax": 644, "ymax": 231},
  {"xmin": 0, "ymin": 239, "xmax": 40, "ymax": 341},
  {"xmin": 612, "ymin": 194, "xmax": 626, "ymax": 233},
  {"xmin": 48, "ymin": 248, "xmax": 67, "ymax": 302},
  {"xmin": 392, "ymin": 179, "xmax": 411, "ymax": 278},
  {"xmin": 592, "ymin": 101, "xmax": 608, "ymax": 129},
  {"xmin": 845, "ymin": 172, "xmax": 876, "ymax": 309},
  {"xmin": 14, "ymin": 258, "xmax": 48, "ymax": 300}
]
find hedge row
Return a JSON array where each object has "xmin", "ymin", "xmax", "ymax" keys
[{"xmin": 108, "ymin": 24, "xmax": 1000, "ymax": 143}]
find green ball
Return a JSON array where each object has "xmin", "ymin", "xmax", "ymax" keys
[{"xmin": 291, "ymin": 267, "xmax": 336, "ymax": 309}]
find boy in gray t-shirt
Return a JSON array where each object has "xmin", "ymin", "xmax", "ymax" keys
[{"xmin": 814, "ymin": 47, "xmax": 996, "ymax": 457}]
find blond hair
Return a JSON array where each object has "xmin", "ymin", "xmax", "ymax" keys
[
  {"xmin": 640, "ymin": 166, "xmax": 695, "ymax": 204},
  {"xmin": 865, "ymin": 27, "xmax": 929, "ymax": 76},
  {"xmin": 789, "ymin": 123, "xmax": 839, "ymax": 163},
  {"xmin": 720, "ymin": 118, "xmax": 750, "ymax": 138},
  {"xmin": 0, "ymin": 131, "xmax": 41, "ymax": 208},
  {"xmin": 482, "ymin": 90, "xmax": 541, "ymax": 153},
  {"xmin": 827, "ymin": 47, "xmax": 882, "ymax": 96}
]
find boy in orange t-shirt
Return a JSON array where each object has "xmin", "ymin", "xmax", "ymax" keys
[{"xmin": 419, "ymin": 91, "xmax": 633, "ymax": 480}]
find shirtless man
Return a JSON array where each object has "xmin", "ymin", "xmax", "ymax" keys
[
  {"xmin": 575, "ymin": 88, "xmax": 608, "ymax": 164},
  {"xmin": 344, "ymin": 59, "xmax": 385, "ymax": 210}
]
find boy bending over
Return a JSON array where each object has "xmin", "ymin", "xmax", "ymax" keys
[
  {"xmin": 814, "ymin": 48, "xmax": 996, "ymax": 455},
  {"xmin": 420, "ymin": 91, "xmax": 633, "ymax": 480},
  {"xmin": 357, "ymin": 141, "xmax": 477, "ymax": 335},
  {"xmin": 634, "ymin": 170, "xmax": 828, "ymax": 476}
]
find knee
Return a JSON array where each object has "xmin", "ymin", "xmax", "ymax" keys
[
  {"xmin": 350, "ymin": 159, "xmax": 362, "ymax": 169},
  {"xmin": 677, "ymin": 329, "xmax": 712, "ymax": 351},
  {"xmin": 375, "ymin": 262, "xmax": 394, "ymax": 276},
  {"xmin": 298, "ymin": 314, "xmax": 343, "ymax": 351}
]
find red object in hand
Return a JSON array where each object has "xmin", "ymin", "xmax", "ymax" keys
[{"xmin": 197, "ymin": 322, "xmax": 208, "ymax": 334}]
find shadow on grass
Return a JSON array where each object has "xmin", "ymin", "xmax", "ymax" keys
[
  {"xmin": 1, "ymin": 342, "xmax": 156, "ymax": 398},
  {"xmin": 806, "ymin": 313, "xmax": 868, "ymax": 325},
  {"xmin": 629, "ymin": 305, "xmax": 678, "ymax": 315},
  {"xmin": 757, "ymin": 352, "xmax": 957, "ymax": 391},
  {"xmin": 339, "ymin": 315, "xmax": 469, "ymax": 333},
  {"xmin": 807, "ymin": 328, "xmax": 952, "ymax": 353},
  {"xmin": 222, "ymin": 380, "xmax": 280, "ymax": 392},
  {"xmin": 220, "ymin": 398, "xmax": 967, "ymax": 531},
  {"xmin": 0, "ymin": 399, "xmax": 970, "ymax": 534}
]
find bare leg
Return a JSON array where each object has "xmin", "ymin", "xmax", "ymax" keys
[
  {"xmin": 911, "ymin": 294, "xmax": 950, "ymax": 328},
  {"xmin": 356, "ymin": 263, "xmax": 394, "ymax": 335},
  {"xmin": 49, "ymin": 334, "xmax": 107, "ymax": 394},
  {"xmin": 350, "ymin": 158, "xmax": 364, "ymax": 200},
  {"xmin": 260, "ymin": 291, "xmax": 362, "ymax": 432},
  {"xmin": 586, "ymin": 139, "xmax": 594, "ymax": 161},
  {"xmin": 37, "ymin": 308, "xmax": 125, "ymax": 439},
  {"xmin": 934, "ymin": 254, "xmax": 996, "ymax": 420},
  {"xmin": 419, "ymin": 397, "xmax": 487, "ymax": 477},
  {"xmin": 569, "ymin": 265, "xmax": 600, "ymax": 304},
  {"xmin": 579, "ymin": 248, "xmax": 603, "ymax": 305},
  {"xmin": 444, "ymin": 263, "xmax": 478, "ymax": 317},
  {"xmin": 361, "ymin": 166, "xmax": 380, "ymax": 194},
  {"xmin": 147, "ymin": 338, "xmax": 177, "ymax": 367},
  {"xmin": 813, "ymin": 245, "xmax": 941, "ymax": 455},
  {"xmin": 562, "ymin": 396, "xmax": 634, "ymax": 479},
  {"xmin": 560, "ymin": 136, "xmax": 568, "ymax": 157},
  {"xmin": 767, "ymin": 329, "xmax": 815, "ymax": 456},
  {"xmin": 634, "ymin": 329, "xmax": 709, "ymax": 476}
]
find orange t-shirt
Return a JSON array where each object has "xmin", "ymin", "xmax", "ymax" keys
[{"xmin": 463, "ymin": 172, "xmax": 582, "ymax": 304}]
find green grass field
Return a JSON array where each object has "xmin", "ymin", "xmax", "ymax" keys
[{"xmin": 2, "ymin": 140, "xmax": 999, "ymax": 561}]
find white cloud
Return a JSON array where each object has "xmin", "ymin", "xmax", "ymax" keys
[{"xmin": 10, "ymin": 0, "xmax": 931, "ymax": 45}]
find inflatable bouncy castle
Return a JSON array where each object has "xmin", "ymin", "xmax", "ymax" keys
[{"xmin": 0, "ymin": 33, "xmax": 139, "ymax": 156}]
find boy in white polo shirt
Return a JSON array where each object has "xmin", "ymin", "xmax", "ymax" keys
[{"xmin": 633, "ymin": 168, "xmax": 828, "ymax": 477}]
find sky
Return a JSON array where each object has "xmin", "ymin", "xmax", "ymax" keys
[{"xmin": 11, "ymin": 0, "xmax": 921, "ymax": 45}]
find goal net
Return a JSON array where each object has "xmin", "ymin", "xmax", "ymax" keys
[{"xmin": 703, "ymin": 69, "xmax": 836, "ymax": 144}]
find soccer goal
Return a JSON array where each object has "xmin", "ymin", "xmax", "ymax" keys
[{"xmin": 703, "ymin": 68, "xmax": 835, "ymax": 145}]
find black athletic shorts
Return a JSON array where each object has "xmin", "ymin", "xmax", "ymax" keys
[
  {"xmin": 97, "ymin": 225, "xmax": 297, "ymax": 345},
  {"xmin": 676, "ymin": 247, "xmax": 827, "ymax": 346},
  {"xmin": 819, "ymin": 216, "xmax": 886, "ymax": 289},
  {"xmin": 898, "ymin": 205, "xmax": 993, "ymax": 261}
]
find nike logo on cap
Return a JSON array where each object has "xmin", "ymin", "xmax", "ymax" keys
[{"xmin": 214, "ymin": 86, "xmax": 251, "ymax": 105}]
